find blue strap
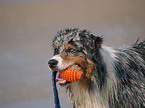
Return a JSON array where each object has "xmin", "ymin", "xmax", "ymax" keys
[{"xmin": 52, "ymin": 71, "xmax": 61, "ymax": 108}]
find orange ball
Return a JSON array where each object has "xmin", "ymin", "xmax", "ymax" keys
[{"xmin": 59, "ymin": 65, "xmax": 83, "ymax": 82}]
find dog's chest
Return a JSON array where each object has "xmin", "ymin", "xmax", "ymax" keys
[{"xmin": 67, "ymin": 83, "xmax": 109, "ymax": 108}]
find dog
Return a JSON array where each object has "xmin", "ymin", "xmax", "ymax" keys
[{"xmin": 48, "ymin": 28, "xmax": 145, "ymax": 108}]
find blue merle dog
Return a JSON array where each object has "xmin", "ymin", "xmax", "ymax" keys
[{"xmin": 48, "ymin": 28, "xmax": 145, "ymax": 108}]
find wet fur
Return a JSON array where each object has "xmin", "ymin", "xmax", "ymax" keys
[{"xmin": 51, "ymin": 28, "xmax": 145, "ymax": 108}]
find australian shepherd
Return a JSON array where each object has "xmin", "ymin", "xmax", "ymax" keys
[{"xmin": 48, "ymin": 28, "xmax": 145, "ymax": 108}]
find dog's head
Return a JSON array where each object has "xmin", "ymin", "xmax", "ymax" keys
[{"xmin": 48, "ymin": 28, "xmax": 103, "ymax": 87}]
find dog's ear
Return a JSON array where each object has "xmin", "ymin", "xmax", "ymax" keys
[
  {"xmin": 94, "ymin": 36, "xmax": 103, "ymax": 49},
  {"xmin": 79, "ymin": 30, "xmax": 103, "ymax": 54}
]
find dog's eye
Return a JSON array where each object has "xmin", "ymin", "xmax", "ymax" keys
[
  {"xmin": 54, "ymin": 48, "xmax": 59, "ymax": 55},
  {"xmin": 67, "ymin": 48, "xmax": 76, "ymax": 52}
]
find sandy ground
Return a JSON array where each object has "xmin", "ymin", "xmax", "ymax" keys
[{"xmin": 0, "ymin": 0, "xmax": 145, "ymax": 108}]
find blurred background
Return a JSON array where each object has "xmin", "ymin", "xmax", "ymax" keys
[{"xmin": 0, "ymin": 0, "xmax": 145, "ymax": 108}]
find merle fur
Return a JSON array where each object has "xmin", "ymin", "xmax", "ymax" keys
[
  {"xmin": 111, "ymin": 40, "xmax": 145, "ymax": 108},
  {"xmin": 52, "ymin": 28, "xmax": 145, "ymax": 108}
]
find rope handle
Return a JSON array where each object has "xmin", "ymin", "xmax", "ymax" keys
[{"xmin": 52, "ymin": 71, "xmax": 61, "ymax": 108}]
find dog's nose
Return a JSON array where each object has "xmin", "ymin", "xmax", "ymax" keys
[{"xmin": 48, "ymin": 59, "xmax": 58, "ymax": 68}]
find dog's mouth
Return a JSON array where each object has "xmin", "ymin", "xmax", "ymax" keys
[
  {"xmin": 56, "ymin": 74, "xmax": 69, "ymax": 86},
  {"xmin": 55, "ymin": 64, "xmax": 83, "ymax": 86}
]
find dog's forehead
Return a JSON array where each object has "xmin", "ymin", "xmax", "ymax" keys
[
  {"xmin": 56, "ymin": 33, "xmax": 80, "ymax": 44},
  {"xmin": 53, "ymin": 30, "xmax": 81, "ymax": 52}
]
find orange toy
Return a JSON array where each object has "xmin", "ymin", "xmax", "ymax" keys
[{"xmin": 59, "ymin": 65, "xmax": 83, "ymax": 82}]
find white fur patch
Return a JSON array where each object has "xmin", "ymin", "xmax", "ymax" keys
[
  {"xmin": 69, "ymin": 82, "xmax": 109, "ymax": 108},
  {"xmin": 49, "ymin": 55, "xmax": 64, "ymax": 70},
  {"xmin": 100, "ymin": 46, "xmax": 117, "ymax": 100}
]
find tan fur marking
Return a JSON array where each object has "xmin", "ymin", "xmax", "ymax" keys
[
  {"xmin": 56, "ymin": 43, "xmax": 59, "ymax": 50},
  {"xmin": 65, "ymin": 44, "xmax": 72, "ymax": 50},
  {"xmin": 85, "ymin": 59, "xmax": 94, "ymax": 78}
]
